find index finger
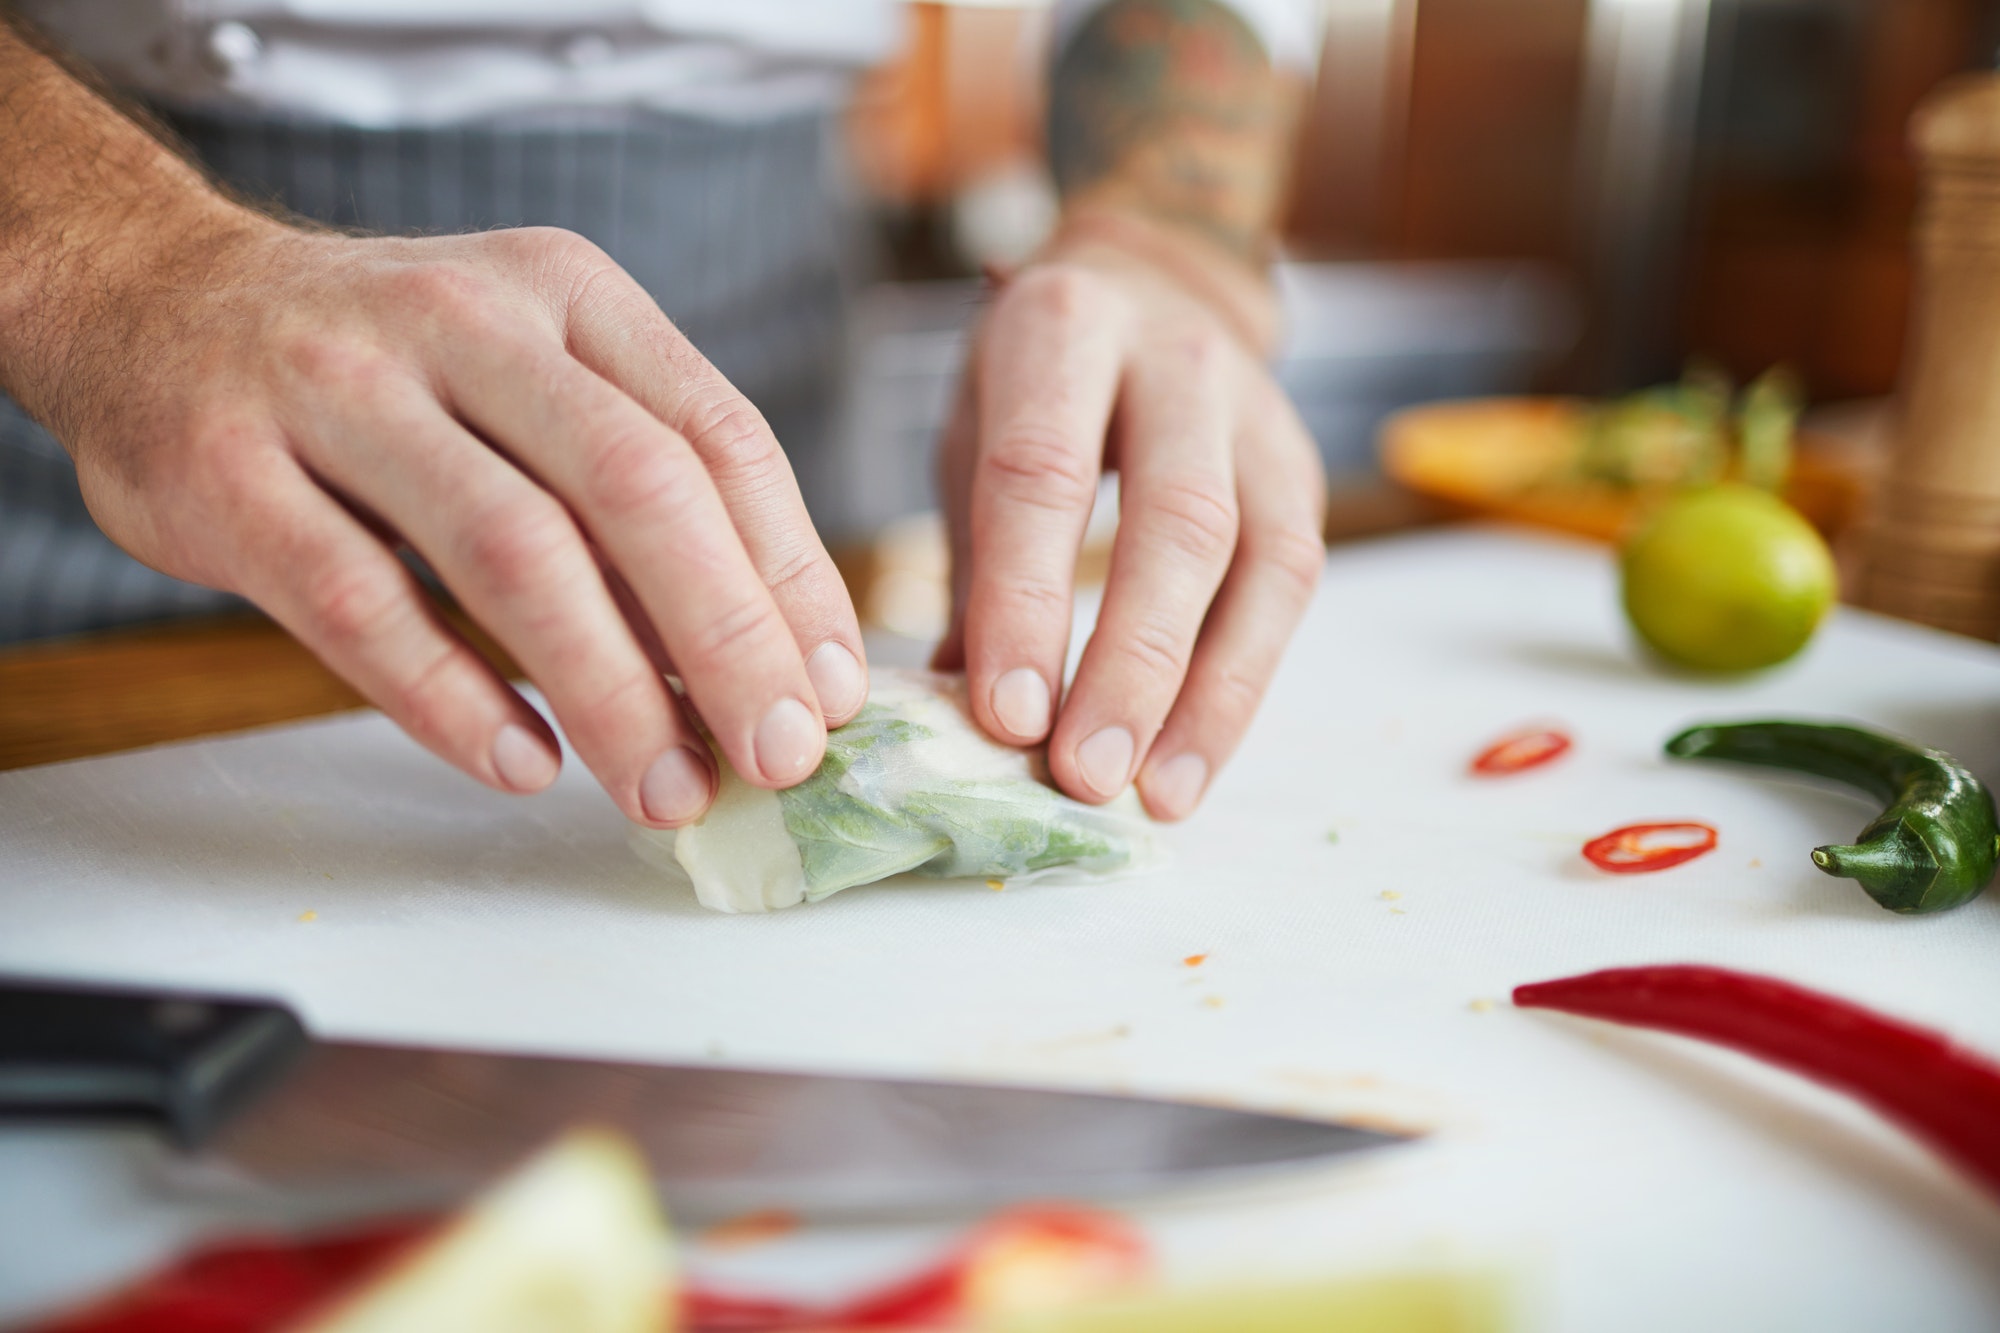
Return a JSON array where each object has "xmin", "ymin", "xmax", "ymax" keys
[
  {"xmin": 561, "ymin": 259, "xmax": 869, "ymax": 726},
  {"xmin": 961, "ymin": 265, "xmax": 1126, "ymax": 745},
  {"xmin": 439, "ymin": 331, "xmax": 825, "ymax": 791}
]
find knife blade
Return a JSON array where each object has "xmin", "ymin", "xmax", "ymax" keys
[{"xmin": 0, "ymin": 977, "xmax": 1408, "ymax": 1220}]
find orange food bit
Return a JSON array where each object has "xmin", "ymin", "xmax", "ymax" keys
[{"xmin": 700, "ymin": 1208, "xmax": 802, "ymax": 1250}]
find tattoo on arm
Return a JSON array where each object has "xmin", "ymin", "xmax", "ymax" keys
[{"xmin": 1048, "ymin": 0, "xmax": 1292, "ymax": 261}]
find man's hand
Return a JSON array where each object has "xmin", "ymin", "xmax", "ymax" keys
[
  {"xmin": 934, "ymin": 0, "xmax": 1324, "ymax": 821},
  {"xmin": 0, "ymin": 24, "xmax": 866, "ymax": 827}
]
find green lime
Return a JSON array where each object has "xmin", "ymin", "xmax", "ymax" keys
[{"xmin": 1620, "ymin": 483, "xmax": 1836, "ymax": 671}]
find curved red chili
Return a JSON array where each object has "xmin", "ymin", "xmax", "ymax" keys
[
  {"xmin": 1469, "ymin": 727, "xmax": 1572, "ymax": 776},
  {"xmin": 1514, "ymin": 965, "xmax": 2000, "ymax": 1199},
  {"xmin": 1582, "ymin": 821, "xmax": 1717, "ymax": 873}
]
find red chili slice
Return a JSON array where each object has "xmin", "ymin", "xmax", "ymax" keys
[
  {"xmin": 1470, "ymin": 727, "xmax": 1572, "ymax": 776},
  {"xmin": 1582, "ymin": 821, "xmax": 1717, "ymax": 873}
]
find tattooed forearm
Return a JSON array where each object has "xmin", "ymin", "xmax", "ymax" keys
[{"xmin": 1048, "ymin": 0, "xmax": 1292, "ymax": 262}]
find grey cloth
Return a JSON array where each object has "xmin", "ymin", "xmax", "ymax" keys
[{"xmin": 0, "ymin": 103, "xmax": 854, "ymax": 643}]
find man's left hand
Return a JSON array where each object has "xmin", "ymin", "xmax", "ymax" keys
[{"xmin": 935, "ymin": 225, "xmax": 1326, "ymax": 821}]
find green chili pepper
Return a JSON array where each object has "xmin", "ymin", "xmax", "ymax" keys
[{"xmin": 1664, "ymin": 720, "xmax": 2000, "ymax": 914}]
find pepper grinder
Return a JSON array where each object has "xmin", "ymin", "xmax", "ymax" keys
[{"xmin": 1856, "ymin": 74, "xmax": 2000, "ymax": 640}]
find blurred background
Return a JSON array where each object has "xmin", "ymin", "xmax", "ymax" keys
[{"xmin": 815, "ymin": 0, "xmax": 2000, "ymax": 587}]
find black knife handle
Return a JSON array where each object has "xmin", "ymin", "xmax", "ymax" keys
[{"xmin": 0, "ymin": 977, "xmax": 309, "ymax": 1147}]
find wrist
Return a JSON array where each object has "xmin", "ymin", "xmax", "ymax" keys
[
  {"xmin": 2, "ymin": 181, "xmax": 279, "ymax": 445},
  {"xmin": 0, "ymin": 19, "xmax": 284, "ymax": 439},
  {"xmin": 1042, "ymin": 205, "xmax": 1281, "ymax": 356}
]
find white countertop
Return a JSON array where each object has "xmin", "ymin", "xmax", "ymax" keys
[{"xmin": 5, "ymin": 527, "xmax": 1999, "ymax": 1327}]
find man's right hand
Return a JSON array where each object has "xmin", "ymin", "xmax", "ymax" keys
[
  {"xmin": 67, "ymin": 222, "xmax": 868, "ymax": 825},
  {"xmin": 2, "ymin": 21, "xmax": 864, "ymax": 828}
]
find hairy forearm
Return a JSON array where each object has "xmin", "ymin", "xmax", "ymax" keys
[
  {"xmin": 0, "ymin": 16, "xmax": 266, "ymax": 433},
  {"xmin": 1047, "ymin": 0, "xmax": 1296, "ymax": 267}
]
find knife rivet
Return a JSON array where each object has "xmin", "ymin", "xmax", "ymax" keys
[{"xmin": 150, "ymin": 999, "xmax": 214, "ymax": 1035}]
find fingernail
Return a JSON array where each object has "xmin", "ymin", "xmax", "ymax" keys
[
  {"xmin": 806, "ymin": 642, "xmax": 866, "ymax": 721},
  {"xmin": 1144, "ymin": 752, "xmax": 1208, "ymax": 820},
  {"xmin": 492, "ymin": 723, "xmax": 559, "ymax": 793},
  {"xmin": 1075, "ymin": 726, "xmax": 1136, "ymax": 797},
  {"xmin": 991, "ymin": 667, "xmax": 1052, "ymax": 740},
  {"xmin": 641, "ymin": 745, "xmax": 714, "ymax": 825},
  {"xmin": 755, "ymin": 697, "xmax": 822, "ymax": 784}
]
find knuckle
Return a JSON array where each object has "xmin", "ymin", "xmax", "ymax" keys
[
  {"xmin": 577, "ymin": 663, "xmax": 665, "ymax": 724},
  {"xmin": 181, "ymin": 416, "xmax": 264, "ymax": 491},
  {"xmin": 388, "ymin": 643, "xmax": 465, "ymax": 739},
  {"xmin": 514, "ymin": 228, "xmax": 619, "ymax": 304},
  {"xmin": 507, "ymin": 225, "xmax": 601, "ymax": 270},
  {"xmin": 684, "ymin": 595, "xmax": 787, "ymax": 671},
  {"xmin": 1257, "ymin": 521, "xmax": 1327, "ymax": 602},
  {"xmin": 981, "ymin": 423, "xmax": 1098, "ymax": 512},
  {"xmin": 305, "ymin": 565, "xmax": 408, "ymax": 649},
  {"xmin": 1141, "ymin": 471, "xmax": 1239, "ymax": 565},
  {"xmin": 1110, "ymin": 611, "xmax": 1189, "ymax": 685},
  {"xmin": 984, "ymin": 576, "xmax": 1071, "ymax": 626},
  {"xmin": 1166, "ymin": 325, "xmax": 1233, "ymax": 380},
  {"xmin": 761, "ymin": 541, "xmax": 824, "ymax": 599},
  {"xmin": 685, "ymin": 396, "xmax": 782, "ymax": 485},
  {"xmin": 400, "ymin": 261, "xmax": 484, "ymax": 317},
  {"xmin": 1204, "ymin": 659, "xmax": 1269, "ymax": 720},
  {"xmin": 460, "ymin": 495, "xmax": 580, "ymax": 598},
  {"xmin": 583, "ymin": 430, "xmax": 695, "ymax": 522},
  {"xmin": 972, "ymin": 572, "xmax": 1072, "ymax": 640},
  {"xmin": 280, "ymin": 335, "xmax": 391, "ymax": 393},
  {"xmin": 1007, "ymin": 263, "xmax": 1109, "ymax": 331}
]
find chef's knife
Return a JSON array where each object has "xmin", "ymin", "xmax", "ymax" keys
[{"xmin": 0, "ymin": 977, "xmax": 1408, "ymax": 1220}]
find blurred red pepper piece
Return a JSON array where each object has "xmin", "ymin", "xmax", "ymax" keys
[
  {"xmin": 1515, "ymin": 965, "xmax": 2000, "ymax": 1199},
  {"xmin": 29, "ymin": 1218, "xmax": 431, "ymax": 1333},
  {"xmin": 687, "ymin": 1204, "xmax": 1149, "ymax": 1330},
  {"xmin": 27, "ymin": 1204, "xmax": 1146, "ymax": 1333},
  {"xmin": 1469, "ymin": 727, "xmax": 1572, "ymax": 776},
  {"xmin": 1582, "ymin": 821, "xmax": 1716, "ymax": 873}
]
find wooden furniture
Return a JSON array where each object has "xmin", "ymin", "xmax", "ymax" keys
[
  {"xmin": 1855, "ymin": 75, "xmax": 2000, "ymax": 641},
  {"xmin": 0, "ymin": 490, "xmax": 1444, "ymax": 773}
]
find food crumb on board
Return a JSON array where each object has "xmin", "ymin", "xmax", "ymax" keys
[
  {"xmin": 1202, "ymin": 995, "xmax": 1225, "ymax": 1010},
  {"xmin": 1183, "ymin": 953, "xmax": 1209, "ymax": 967},
  {"xmin": 297, "ymin": 910, "xmax": 317, "ymax": 923},
  {"xmin": 1037, "ymin": 1025, "xmax": 1134, "ymax": 1052},
  {"xmin": 1325, "ymin": 829, "xmax": 1341, "ymax": 845},
  {"xmin": 700, "ymin": 1208, "xmax": 802, "ymax": 1250},
  {"xmin": 986, "ymin": 878, "xmax": 1005, "ymax": 892},
  {"xmin": 1388, "ymin": 907, "xmax": 1407, "ymax": 916},
  {"xmin": 1379, "ymin": 890, "xmax": 1402, "ymax": 901},
  {"xmin": 1748, "ymin": 858, "xmax": 1762, "ymax": 868},
  {"xmin": 1468, "ymin": 998, "xmax": 1497, "ymax": 1013}
]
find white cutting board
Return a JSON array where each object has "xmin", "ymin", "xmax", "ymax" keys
[{"xmin": 4, "ymin": 527, "xmax": 2000, "ymax": 1328}]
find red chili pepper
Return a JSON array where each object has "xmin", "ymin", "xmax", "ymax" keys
[
  {"xmin": 1581, "ymin": 821, "xmax": 1716, "ymax": 873},
  {"xmin": 1469, "ymin": 727, "xmax": 1572, "ymax": 776},
  {"xmin": 1514, "ymin": 965, "xmax": 2000, "ymax": 1199}
]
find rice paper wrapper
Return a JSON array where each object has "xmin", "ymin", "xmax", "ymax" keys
[{"xmin": 630, "ymin": 669, "xmax": 1162, "ymax": 912}]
